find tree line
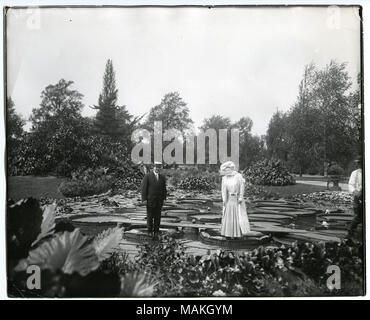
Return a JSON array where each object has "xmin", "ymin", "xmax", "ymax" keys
[
  {"xmin": 6, "ymin": 59, "xmax": 361, "ymax": 177},
  {"xmin": 266, "ymin": 61, "xmax": 361, "ymax": 176}
]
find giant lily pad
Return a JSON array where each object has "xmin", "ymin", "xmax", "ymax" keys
[
  {"xmin": 190, "ymin": 214, "xmax": 221, "ymax": 223},
  {"xmin": 316, "ymin": 229, "xmax": 348, "ymax": 238},
  {"xmin": 316, "ymin": 221, "xmax": 349, "ymax": 230},
  {"xmin": 256, "ymin": 205, "xmax": 302, "ymax": 210},
  {"xmin": 283, "ymin": 232, "xmax": 341, "ymax": 243},
  {"xmin": 177, "ymin": 199, "xmax": 209, "ymax": 204},
  {"xmin": 282, "ymin": 210, "xmax": 317, "ymax": 216},
  {"xmin": 272, "ymin": 237, "xmax": 297, "ymax": 246},
  {"xmin": 251, "ymin": 210, "xmax": 297, "ymax": 217},
  {"xmin": 254, "ymin": 207, "xmax": 316, "ymax": 216},
  {"xmin": 124, "ymin": 228, "xmax": 178, "ymax": 242},
  {"xmin": 251, "ymin": 222, "xmax": 308, "ymax": 234},
  {"xmin": 249, "ymin": 213, "xmax": 294, "ymax": 221},
  {"xmin": 164, "ymin": 209, "xmax": 200, "ymax": 217},
  {"xmin": 199, "ymin": 229, "xmax": 270, "ymax": 248},
  {"xmin": 317, "ymin": 215, "xmax": 353, "ymax": 222}
]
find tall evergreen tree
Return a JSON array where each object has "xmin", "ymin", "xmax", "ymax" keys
[{"xmin": 93, "ymin": 59, "xmax": 135, "ymax": 139}]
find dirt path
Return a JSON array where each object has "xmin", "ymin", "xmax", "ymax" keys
[{"xmin": 296, "ymin": 180, "xmax": 349, "ymax": 192}]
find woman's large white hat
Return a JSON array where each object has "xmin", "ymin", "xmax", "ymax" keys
[{"xmin": 219, "ymin": 161, "xmax": 237, "ymax": 176}]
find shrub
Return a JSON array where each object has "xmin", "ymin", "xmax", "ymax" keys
[
  {"xmin": 203, "ymin": 171, "xmax": 222, "ymax": 186},
  {"xmin": 327, "ymin": 164, "xmax": 345, "ymax": 176},
  {"xmin": 245, "ymin": 183, "xmax": 280, "ymax": 199},
  {"xmin": 244, "ymin": 159, "xmax": 295, "ymax": 186},
  {"xmin": 8, "ymin": 130, "xmax": 133, "ymax": 177},
  {"xmin": 111, "ymin": 165, "xmax": 144, "ymax": 191},
  {"xmin": 164, "ymin": 167, "xmax": 221, "ymax": 189},
  {"xmin": 292, "ymin": 191, "xmax": 353, "ymax": 206},
  {"xmin": 168, "ymin": 170, "xmax": 183, "ymax": 187},
  {"xmin": 58, "ymin": 165, "xmax": 143, "ymax": 197},
  {"xmin": 178, "ymin": 175, "xmax": 216, "ymax": 191},
  {"xmin": 59, "ymin": 177, "xmax": 113, "ymax": 197}
]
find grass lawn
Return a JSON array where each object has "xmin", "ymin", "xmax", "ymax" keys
[
  {"xmin": 294, "ymin": 175, "xmax": 327, "ymax": 182},
  {"xmin": 7, "ymin": 176, "xmax": 67, "ymax": 201},
  {"xmin": 294, "ymin": 174, "xmax": 349, "ymax": 183},
  {"xmin": 6, "ymin": 175, "xmax": 329, "ymax": 202},
  {"xmin": 262, "ymin": 182, "xmax": 327, "ymax": 198}
]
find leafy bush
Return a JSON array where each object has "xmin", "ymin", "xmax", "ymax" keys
[
  {"xmin": 244, "ymin": 159, "xmax": 296, "ymax": 186},
  {"xmin": 327, "ymin": 164, "xmax": 345, "ymax": 176},
  {"xmin": 202, "ymin": 171, "xmax": 222, "ymax": 186},
  {"xmin": 110, "ymin": 165, "xmax": 144, "ymax": 191},
  {"xmin": 8, "ymin": 130, "xmax": 133, "ymax": 177},
  {"xmin": 58, "ymin": 177, "xmax": 113, "ymax": 197},
  {"xmin": 178, "ymin": 175, "xmax": 216, "ymax": 191},
  {"xmin": 292, "ymin": 191, "xmax": 353, "ymax": 206},
  {"xmin": 58, "ymin": 165, "xmax": 143, "ymax": 197},
  {"xmin": 165, "ymin": 168, "xmax": 221, "ymax": 189},
  {"xmin": 245, "ymin": 184, "xmax": 280, "ymax": 200},
  {"xmin": 166, "ymin": 169, "xmax": 183, "ymax": 187}
]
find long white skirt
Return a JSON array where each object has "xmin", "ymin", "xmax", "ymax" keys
[{"xmin": 220, "ymin": 196, "xmax": 250, "ymax": 238}]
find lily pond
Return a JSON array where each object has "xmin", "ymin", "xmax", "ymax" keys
[{"xmin": 56, "ymin": 189, "xmax": 353, "ymax": 258}]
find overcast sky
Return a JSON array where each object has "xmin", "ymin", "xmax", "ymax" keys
[{"xmin": 6, "ymin": 6, "xmax": 361, "ymax": 135}]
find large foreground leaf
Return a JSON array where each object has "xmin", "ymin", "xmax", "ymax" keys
[
  {"xmin": 7, "ymin": 198, "xmax": 43, "ymax": 259},
  {"xmin": 15, "ymin": 229, "xmax": 99, "ymax": 276},
  {"xmin": 120, "ymin": 271, "xmax": 157, "ymax": 297},
  {"xmin": 32, "ymin": 203, "xmax": 57, "ymax": 246},
  {"xmin": 93, "ymin": 227, "xmax": 123, "ymax": 262}
]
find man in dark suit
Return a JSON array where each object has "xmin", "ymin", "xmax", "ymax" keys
[{"xmin": 141, "ymin": 162, "xmax": 167, "ymax": 237}]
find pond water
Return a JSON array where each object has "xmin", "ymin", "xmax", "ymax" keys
[{"xmin": 62, "ymin": 193, "xmax": 352, "ymax": 258}]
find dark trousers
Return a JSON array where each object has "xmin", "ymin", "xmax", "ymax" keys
[
  {"xmin": 349, "ymin": 193, "xmax": 363, "ymax": 234},
  {"xmin": 147, "ymin": 204, "xmax": 162, "ymax": 233}
]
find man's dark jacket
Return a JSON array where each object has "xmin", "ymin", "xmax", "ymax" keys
[{"xmin": 141, "ymin": 171, "xmax": 167, "ymax": 207}]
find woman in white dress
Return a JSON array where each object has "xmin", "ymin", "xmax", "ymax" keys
[{"xmin": 219, "ymin": 161, "xmax": 251, "ymax": 238}]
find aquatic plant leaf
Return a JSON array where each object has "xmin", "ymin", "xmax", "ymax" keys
[
  {"xmin": 93, "ymin": 227, "xmax": 123, "ymax": 262},
  {"xmin": 32, "ymin": 203, "xmax": 57, "ymax": 246},
  {"xmin": 120, "ymin": 271, "xmax": 157, "ymax": 297},
  {"xmin": 15, "ymin": 229, "xmax": 99, "ymax": 276}
]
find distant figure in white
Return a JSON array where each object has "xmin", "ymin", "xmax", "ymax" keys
[
  {"xmin": 348, "ymin": 157, "xmax": 363, "ymax": 236},
  {"xmin": 220, "ymin": 161, "xmax": 250, "ymax": 238}
]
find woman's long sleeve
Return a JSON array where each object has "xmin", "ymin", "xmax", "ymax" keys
[
  {"xmin": 221, "ymin": 177, "xmax": 228, "ymax": 205},
  {"xmin": 238, "ymin": 175, "xmax": 245, "ymax": 202}
]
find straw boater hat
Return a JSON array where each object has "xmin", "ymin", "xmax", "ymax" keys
[
  {"xmin": 219, "ymin": 161, "xmax": 237, "ymax": 176},
  {"xmin": 354, "ymin": 156, "xmax": 362, "ymax": 164}
]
